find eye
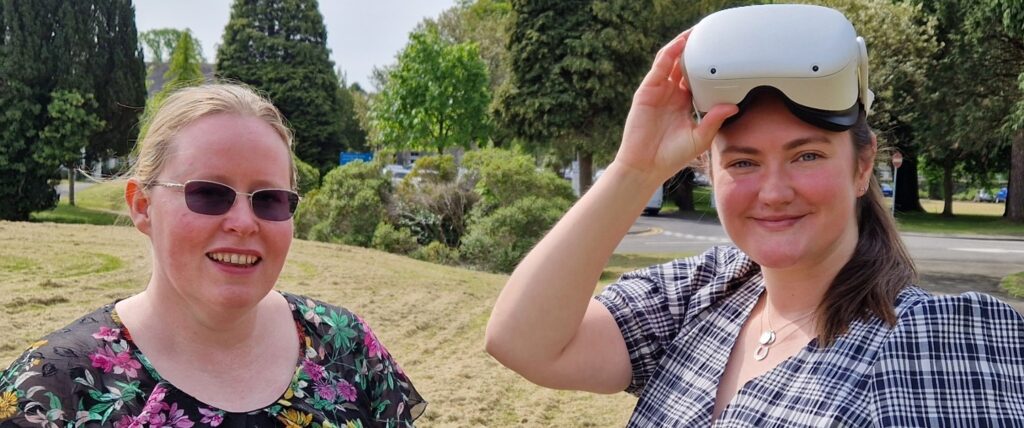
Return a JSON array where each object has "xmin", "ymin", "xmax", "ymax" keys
[
  {"xmin": 729, "ymin": 160, "xmax": 755, "ymax": 169},
  {"xmin": 797, "ymin": 152, "xmax": 822, "ymax": 162}
]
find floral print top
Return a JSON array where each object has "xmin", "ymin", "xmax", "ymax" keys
[{"xmin": 0, "ymin": 292, "xmax": 425, "ymax": 427}]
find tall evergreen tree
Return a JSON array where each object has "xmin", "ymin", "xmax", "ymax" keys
[
  {"xmin": 89, "ymin": 0, "xmax": 146, "ymax": 163},
  {"xmin": 496, "ymin": 0, "xmax": 654, "ymax": 194},
  {"xmin": 217, "ymin": 0, "xmax": 350, "ymax": 172}
]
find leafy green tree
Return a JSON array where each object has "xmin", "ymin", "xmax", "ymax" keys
[
  {"xmin": 40, "ymin": 91, "xmax": 106, "ymax": 205},
  {"xmin": 369, "ymin": 28, "xmax": 491, "ymax": 153},
  {"xmin": 910, "ymin": 0, "xmax": 1022, "ymax": 217},
  {"xmin": 497, "ymin": 0, "xmax": 654, "ymax": 194},
  {"xmin": 217, "ymin": 0, "xmax": 351, "ymax": 172}
]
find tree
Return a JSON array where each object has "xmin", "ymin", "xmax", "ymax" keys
[
  {"xmin": 40, "ymin": 91, "xmax": 105, "ymax": 205},
  {"xmin": 369, "ymin": 28, "xmax": 491, "ymax": 153},
  {"xmin": 139, "ymin": 30, "xmax": 206, "ymax": 141},
  {"xmin": 217, "ymin": 0, "xmax": 351, "ymax": 173},
  {"xmin": 0, "ymin": 0, "xmax": 141, "ymax": 219},
  {"xmin": 89, "ymin": 0, "xmax": 147, "ymax": 164},
  {"xmin": 912, "ymin": 0, "xmax": 1022, "ymax": 218},
  {"xmin": 497, "ymin": 0, "xmax": 654, "ymax": 195},
  {"xmin": 139, "ymin": 28, "xmax": 207, "ymax": 64}
]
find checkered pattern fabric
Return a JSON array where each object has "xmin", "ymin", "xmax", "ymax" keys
[{"xmin": 596, "ymin": 246, "xmax": 1024, "ymax": 427}]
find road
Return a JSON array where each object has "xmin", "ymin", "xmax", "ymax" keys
[{"xmin": 616, "ymin": 213, "xmax": 1024, "ymax": 313}]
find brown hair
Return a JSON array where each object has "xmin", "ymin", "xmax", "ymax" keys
[
  {"xmin": 817, "ymin": 110, "xmax": 917, "ymax": 345},
  {"xmin": 129, "ymin": 83, "xmax": 296, "ymax": 189}
]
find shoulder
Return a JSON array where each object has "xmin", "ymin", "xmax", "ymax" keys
[
  {"xmin": 869, "ymin": 289, "xmax": 1024, "ymax": 423},
  {"xmin": 280, "ymin": 292, "xmax": 376, "ymax": 354},
  {"xmin": 4, "ymin": 304, "xmax": 117, "ymax": 371},
  {"xmin": 890, "ymin": 288, "xmax": 1024, "ymax": 337},
  {"xmin": 617, "ymin": 245, "xmax": 757, "ymax": 289}
]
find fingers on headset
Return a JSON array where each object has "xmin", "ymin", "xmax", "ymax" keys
[{"xmin": 649, "ymin": 30, "xmax": 691, "ymax": 82}]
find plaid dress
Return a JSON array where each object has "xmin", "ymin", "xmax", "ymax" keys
[{"xmin": 596, "ymin": 246, "xmax": 1024, "ymax": 427}]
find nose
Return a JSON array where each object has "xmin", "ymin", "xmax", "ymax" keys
[
  {"xmin": 221, "ymin": 195, "xmax": 259, "ymax": 235},
  {"xmin": 757, "ymin": 165, "xmax": 795, "ymax": 207}
]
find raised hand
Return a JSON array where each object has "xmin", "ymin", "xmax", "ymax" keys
[{"xmin": 614, "ymin": 30, "xmax": 737, "ymax": 182}]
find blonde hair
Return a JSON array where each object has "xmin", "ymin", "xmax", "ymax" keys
[{"xmin": 129, "ymin": 83, "xmax": 296, "ymax": 189}]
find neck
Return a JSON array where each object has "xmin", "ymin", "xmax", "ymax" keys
[
  {"xmin": 121, "ymin": 279, "xmax": 277, "ymax": 354},
  {"xmin": 760, "ymin": 223, "xmax": 859, "ymax": 317}
]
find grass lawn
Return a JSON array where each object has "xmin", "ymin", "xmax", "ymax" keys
[
  {"xmin": 1001, "ymin": 271, "xmax": 1024, "ymax": 298},
  {"xmin": 30, "ymin": 181, "xmax": 130, "ymax": 226},
  {"xmin": 0, "ymin": 221, "xmax": 639, "ymax": 426}
]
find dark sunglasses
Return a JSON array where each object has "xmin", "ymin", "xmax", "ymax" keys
[{"xmin": 151, "ymin": 180, "xmax": 300, "ymax": 221}]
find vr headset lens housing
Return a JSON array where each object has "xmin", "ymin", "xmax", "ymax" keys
[{"xmin": 681, "ymin": 4, "xmax": 874, "ymax": 131}]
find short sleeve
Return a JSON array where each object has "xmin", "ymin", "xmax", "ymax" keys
[
  {"xmin": 355, "ymin": 317, "xmax": 426, "ymax": 426},
  {"xmin": 594, "ymin": 246, "xmax": 752, "ymax": 395},
  {"xmin": 869, "ymin": 292, "xmax": 1024, "ymax": 425}
]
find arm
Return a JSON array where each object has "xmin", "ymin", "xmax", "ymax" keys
[{"xmin": 484, "ymin": 30, "xmax": 737, "ymax": 394}]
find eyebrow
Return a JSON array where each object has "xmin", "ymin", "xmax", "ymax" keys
[{"xmin": 719, "ymin": 136, "xmax": 833, "ymax": 156}]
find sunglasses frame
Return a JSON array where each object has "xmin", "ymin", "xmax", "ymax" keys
[{"xmin": 149, "ymin": 179, "xmax": 300, "ymax": 221}]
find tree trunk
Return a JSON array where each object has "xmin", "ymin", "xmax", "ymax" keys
[
  {"xmin": 1009, "ymin": 130, "xmax": 1024, "ymax": 222},
  {"xmin": 666, "ymin": 167, "xmax": 696, "ymax": 211},
  {"xmin": 68, "ymin": 165, "xmax": 76, "ymax": 207},
  {"xmin": 941, "ymin": 158, "xmax": 954, "ymax": 217},
  {"xmin": 893, "ymin": 143, "xmax": 924, "ymax": 213},
  {"xmin": 578, "ymin": 150, "xmax": 594, "ymax": 195}
]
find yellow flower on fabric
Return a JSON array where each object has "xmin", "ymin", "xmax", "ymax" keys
[
  {"xmin": 29, "ymin": 340, "xmax": 47, "ymax": 350},
  {"xmin": 345, "ymin": 421, "xmax": 363, "ymax": 428},
  {"xmin": 277, "ymin": 409, "xmax": 313, "ymax": 428},
  {"xmin": 0, "ymin": 391, "xmax": 18, "ymax": 419}
]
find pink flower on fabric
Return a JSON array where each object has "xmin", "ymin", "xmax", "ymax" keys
[
  {"xmin": 141, "ymin": 384, "xmax": 170, "ymax": 416},
  {"xmin": 91, "ymin": 326, "xmax": 121, "ymax": 342},
  {"xmin": 89, "ymin": 345, "xmax": 142, "ymax": 378},
  {"xmin": 302, "ymin": 358, "xmax": 326, "ymax": 383},
  {"xmin": 165, "ymin": 403, "xmax": 195, "ymax": 428},
  {"xmin": 198, "ymin": 408, "xmax": 224, "ymax": 427},
  {"xmin": 113, "ymin": 415, "xmax": 144, "ymax": 428},
  {"xmin": 361, "ymin": 320, "xmax": 388, "ymax": 359},
  {"xmin": 336, "ymin": 380, "xmax": 358, "ymax": 402},
  {"xmin": 314, "ymin": 380, "xmax": 337, "ymax": 401}
]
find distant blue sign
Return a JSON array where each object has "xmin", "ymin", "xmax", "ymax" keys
[{"xmin": 340, "ymin": 152, "xmax": 373, "ymax": 165}]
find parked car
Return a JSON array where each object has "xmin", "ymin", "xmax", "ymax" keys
[
  {"xmin": 975, "ymin": 189, "xmax": 995, "ymax": 203},
  {"xmin": 996, "ymin": 187, "xmax": 1008, "ymax": 203},
  {"xmin": 881, "ymin": 183, "xmax": 893, "ymax": 197},
  {"xmin": 594, "ymin": 168, "xmax": 663, "ymax": 215},
  {"xmin": 382, "ymin": 164, "xmax": 411, "ymax": 185}
]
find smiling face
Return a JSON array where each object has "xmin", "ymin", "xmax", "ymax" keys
[
  {"xmin": 133, "ymin": 113, "xmax": 294, "ymax": 313},
  {"xmin": 711, "ymin": 94, "xmax": 873, "ymax": 272}
]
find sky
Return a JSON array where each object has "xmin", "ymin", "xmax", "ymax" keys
[{"xmin": 134, "ymin": 0, "xmax": 456, "ymax": 91}]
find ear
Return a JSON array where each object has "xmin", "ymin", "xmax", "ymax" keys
[
  {"xmin": 856, "ymin": 132, "xmax": 879, "ymax": 190},
  {"xmin": 125, "ymin": 179, "xmax": 153, "ymax": 236}
]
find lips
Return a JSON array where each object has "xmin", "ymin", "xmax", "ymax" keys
[{"xmin": 752, "ymin": 214, "xmax": 806, "ymax": 229}]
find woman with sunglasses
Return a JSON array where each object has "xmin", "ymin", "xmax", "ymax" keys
[
  {"xmin": 486, "ymin": 5, "xmax": 1022, "ymax": 426},
  {"xmin": 0, "ymin": 84, "xmax": 424, "ymax": 426}
]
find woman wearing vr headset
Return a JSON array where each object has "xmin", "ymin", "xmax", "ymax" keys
[
  {"xmin": 0, "ymin": 84, "xmax": 424, "ymax": 426},
  {"xmin": 487, "ymin": 4, "xmax": 1022, "ymax": 426}
]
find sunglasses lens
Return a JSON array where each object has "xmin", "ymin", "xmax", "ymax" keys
[
  {"xmin": 252, "ymin": 189, "xmax": 299, "ymax": 221},
  {"xmin": 183, "ymin": 181, "xmax": 236, "ymax": 216}
]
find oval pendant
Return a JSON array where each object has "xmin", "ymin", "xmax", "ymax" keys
[
  {"xmin": 758, "ymin": 330, "xmax": 776, "ymax": 345},
  {"xmin": 754, "ymin": 345, "xmax": 769, "ymax": 361}
]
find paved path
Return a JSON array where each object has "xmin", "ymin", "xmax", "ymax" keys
[{"xmin": 619, "ymin": 214, "xmax": 1024, "ymax": 314}]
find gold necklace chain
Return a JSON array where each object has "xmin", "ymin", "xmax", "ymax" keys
[{"xmin": 755, "ymin": 296, "xmax": 816, "ymax": 361}]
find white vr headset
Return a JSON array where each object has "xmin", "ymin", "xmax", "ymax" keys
[{"xmin": 682, "ymin": 4, "xmax": 874, "ymax": 131}]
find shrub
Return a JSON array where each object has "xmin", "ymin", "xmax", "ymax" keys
[
  {"xmin": 391, "ymin": 154, "xmax": 479, "ymax": 246},
  {"xmin": 411, "ymin": 240, "xmax": 461, "ymax": 265},
  {"xmin": 294, "ymin": 155, "xmax": 321, "ymax": 196},
  {"xmin": 293, "ymin": 160, "xmax": 390, "ymax": 247},
  {"xmin": 461, "ymin": 196, "xmax": 570, "ymax": 273},
  {"xmin": 462, "ymin": 148, "xmax": 574, "ymax": 215},
  {"xmin": 371, "ymin": 222, "xmax": 419, "ymax": 255}
]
